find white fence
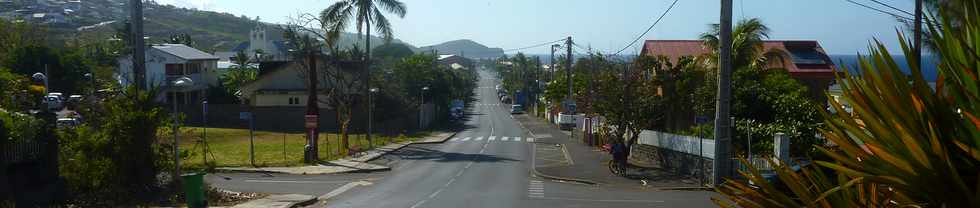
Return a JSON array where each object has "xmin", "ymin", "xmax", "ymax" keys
[{"xmin": 636, "ymin": 130, "xmax": 716, "ymax": 159}]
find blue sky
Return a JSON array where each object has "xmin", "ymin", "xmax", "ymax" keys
[{"xmin": 155, "ymin": 0, "xmax": 914, "ymax": 55}]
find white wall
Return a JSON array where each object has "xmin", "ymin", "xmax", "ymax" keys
[{"xmin": 636, "ymin": 130, "xmax": 716, "ymax": 159}]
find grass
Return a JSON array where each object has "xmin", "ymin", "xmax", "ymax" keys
[{"xmin": 174, "ymin": 127, "xmax": 427, "ymax": 170}]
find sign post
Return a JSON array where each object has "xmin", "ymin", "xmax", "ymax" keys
[
  {"xmin": 304, "ymin": 115, "xmax": 318, "ymax": 163},
  {"xmin": 695, "ymin": 115, "xmax": 709, "ymax": 186},
  {"xmin": 240, "ymin": 112, "xmax": 255, "ymax": 167}
]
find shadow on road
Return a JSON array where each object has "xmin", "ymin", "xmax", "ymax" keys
[{"xmin": 388, "ymin": 146, "xmax": 520, "ymax": 164}]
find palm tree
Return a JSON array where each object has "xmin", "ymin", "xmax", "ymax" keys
[
  {"xmin": 320, "ymin": 0, "xmax": 406, "ymax": 58},
  {"xmin": 223, "ymin": 51, "xmax": 257, "ymax": 101},
  {"xmin": 699, "ymin": 18, "xmax": 782, "ymax": 70},
  {"xmin": 320, "ymin": 0, "xmax": 406, "ymax": 152}
]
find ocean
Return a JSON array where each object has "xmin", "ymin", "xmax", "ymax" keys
[{"xmin": 829, "ymin": 54, "xmax": 940, "ymax": 81}]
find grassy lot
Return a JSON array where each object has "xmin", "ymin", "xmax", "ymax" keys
[{"xmin": 175, "ymin": 127, "xmax": 426, "ymax": 170}]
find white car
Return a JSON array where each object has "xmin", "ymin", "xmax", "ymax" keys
[{"xmin": 56, "ymin": 118, "xmax": 81, "ymax": 128}]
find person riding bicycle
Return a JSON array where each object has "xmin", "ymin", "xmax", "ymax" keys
[{"xmin": 611, "ymin": 140, "xmax": 627, "ymax": 166}]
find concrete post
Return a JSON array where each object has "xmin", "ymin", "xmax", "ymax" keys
[{"xmin": 773, "ymin": 133, "xmax": 790, "ymax": 165}]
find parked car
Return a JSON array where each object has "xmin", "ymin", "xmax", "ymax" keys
[
  {"xmin": 510, "ymin": 104, "xmax": 524, "ymax": 114},
  {"xmin": 559, "ymin": 113, "xmax": 576, "ymax": 130},
  {"xmin": 44, "ymin": 95, "xmax": 63, "ymax": 110},
  {"xmin": 56, "ymin": 117, "xmax": 81, "ymax": 128}
]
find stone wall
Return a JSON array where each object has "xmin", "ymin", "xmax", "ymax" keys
[{"xmin": 631, "ymin": 143, "xmax": 715, "ymax": 184}]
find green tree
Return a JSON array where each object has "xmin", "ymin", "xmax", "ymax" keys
[
  {"xmin": 221, "ymin": 51, "xmax": 258, "ymax": 100},
  {"xmin": 167, "ymin": 33, "xmax": 195, "ymax": 48},
  {"xmin": 699, "ymin": 18, "xmax": 783, "ymax": 71},
  {"xmin": 592, "ymin": 67, "xmax": 663, "ymax": 160},
  {"xmin": 372, "ymin": 43, "xmax": 414, "ymax": 60}
]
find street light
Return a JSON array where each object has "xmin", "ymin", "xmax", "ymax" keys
[
  {"xmin": 170, "ymin": 76, "xmax": 193, "ymax": 183},
  {"xmin": 368, "ymin": 87, "xmax": 378, "ymax": 148},
  {"xmin": 419, "ymin": 86, "xmax": 429, "ymax": 130}
]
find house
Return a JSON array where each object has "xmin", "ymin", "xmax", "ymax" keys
[
  {"xmin": 224, "ymin": 24, "xmax": 292, "ymax": 62},
  {"xmin": 641, "ymin": 40, "xmax": 838, "ymax": 101},
  {"xmin": 239, "ymin": 59, "xmax": 362, "ymax": 107},
  {"xmin": 438, "ymin": 54, "xmax": 474, "ymax": 70},
  {"xmin": 116, "ymin": 44, "xmax": 220, "ymax": 104}
]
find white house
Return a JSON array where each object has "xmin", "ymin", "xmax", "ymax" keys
[
  {"xmin": 240, "ymin": 59, "xmax": 364, "ymax": 107},
  {"xmin": 117, "ymin": 44, "xmax": 220, "ymax": 104}
]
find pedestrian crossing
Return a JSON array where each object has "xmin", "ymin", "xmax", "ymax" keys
[
  {"xmin": 447, "ymin": 136, "xmax": 536, "ymax": 143},
  {"xmin": 474, "ymin": 103, "xmax": 503, "ymax": 106},
  {"xmin": 528, "ymin": 180, "xmax": 544, "ymax": 198}
]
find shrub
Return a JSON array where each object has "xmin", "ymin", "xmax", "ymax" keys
[{"xmin": 57, "ymin": 87, "xmax": 172, "ymax": 206}]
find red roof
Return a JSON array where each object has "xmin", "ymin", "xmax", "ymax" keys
[{"xmin": 641, "ymin": 40, "xmax": 837, "ymax": 78}]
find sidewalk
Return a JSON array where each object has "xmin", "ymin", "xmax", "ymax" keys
[
  {"xmin": 217, "ymin": 132, "xmax": 456, "ymax": 175},
  {"xmin": 515, "ymin": 115, "xmax": 695, "ymax": 189}
]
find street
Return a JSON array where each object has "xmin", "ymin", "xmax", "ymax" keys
[{"xmin": 207, "ymin": 69, "xmax": 716, "ymax": 207}]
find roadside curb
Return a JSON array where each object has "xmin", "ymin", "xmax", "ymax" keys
[
  {"xmin": 213, "ymin": 131, "xmax": 458, "ymax": 175},
  {"xmin": 408, "ymin": 131, "xmax": 459, "ymax": 145},
  {"xmin": 656, "ymin": 186, "xmax": 714, "ymax": 191},
  {"xmin": 530, "ymin": 143, "xmax": 599, "ymax": 185}
]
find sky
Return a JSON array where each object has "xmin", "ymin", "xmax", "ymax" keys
[{"xmin": 153, "ymin": 0, "xmax": 915, "ymax": 55}]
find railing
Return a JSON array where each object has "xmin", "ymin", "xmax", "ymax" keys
[{"xmin": 1, "ymin": 139, "xmax": 46, "ymax": 165}]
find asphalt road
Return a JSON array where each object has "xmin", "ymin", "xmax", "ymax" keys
[
  {"xmin": 208, "ymin": 69, "xmax": 716, "ymax": 207},
  {"xmin": 320, "ymin": 69, "xmax": 717, "ymax": 208}
]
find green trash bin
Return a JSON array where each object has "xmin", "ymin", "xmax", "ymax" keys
[{"xmin": 181, "ymin": 172, "xmax": 207, "ymax": 208}]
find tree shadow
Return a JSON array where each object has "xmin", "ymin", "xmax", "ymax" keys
[{"xmin": 386, "ymin": 146, "xmax": 521, "ymax": 164}]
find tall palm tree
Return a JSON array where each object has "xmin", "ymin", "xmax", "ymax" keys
[
  {"xmin": 700, "ymin": 18, "xmax": 781, "ymax": 70},
  {"xmin": 320, "ymin": 0, "xmax": 406, "ymax": 58},
  {"xmin": 320, "ymin": 0, "xmax": 406, "ymax": 149}
]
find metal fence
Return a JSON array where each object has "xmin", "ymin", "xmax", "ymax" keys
[{"xmin": 1, "ymin": 139, "xmax": 46, "ymax": 165}]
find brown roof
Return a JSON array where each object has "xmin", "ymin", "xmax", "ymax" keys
[{"xmin": 641, "ymin": 40, "xmax": 837, "ymax": 78}]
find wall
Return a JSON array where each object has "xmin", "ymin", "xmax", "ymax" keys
[{"xmin": 178, "ymin": 103, "xmax": 437, "ymax": 134}]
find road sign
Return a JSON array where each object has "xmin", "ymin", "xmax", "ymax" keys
[
  {"xmin": 239, "ymin": 112, "xmax": 252, "ymax": 120},
  {"xmin": 305, "ymin": 115, "xmax": 318, "ymax": 129},
  {"xmin": 695, "ymin": 116, "xmax": 709, "ymax": 124}
]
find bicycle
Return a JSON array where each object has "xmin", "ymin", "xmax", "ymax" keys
[{"xmin": 602, "ymin": 144, "xmax": 627, "ymax": 176}]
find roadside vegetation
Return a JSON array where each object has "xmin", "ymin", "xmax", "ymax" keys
[{"xmin": 714, "ymin": 1, "xmax": 980, "ymax": 207}]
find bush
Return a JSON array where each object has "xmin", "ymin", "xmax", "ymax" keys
[
  {"xmin": 57, "ymin": 87, "xmax": 172, "ymax": 206},
  {"xmin": 0, "ymin": 108, "xmax": 42, "ymax": 143}
]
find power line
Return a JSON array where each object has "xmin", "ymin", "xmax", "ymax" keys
[
  {"xmin": 845, "ymin": 0, "xmax": 913, "ymax": 21},
  {"xmin": 613, "ymin": 0, "xmax": 680, "ymax": 56},
  {"xmin": 868, "ymin": 0, "xmax": 914, "ymax": 16},
  {"xmin": 503, "ymin": 38, "xmax": 566, "ymax": 53}
]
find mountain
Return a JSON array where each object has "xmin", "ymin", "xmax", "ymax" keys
[
  {"xmin": 416, "ymin": 39, "xmax": 504, "ymax": 59},
  {"xmin": 18, "ymin": 0, "xmax": 412, "ymax": 51}
]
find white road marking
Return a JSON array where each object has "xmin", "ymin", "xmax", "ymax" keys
[
  {"xmin": 318, "ymin": 180, "xmax": 373, "ymax": 201},
  {"xmin": 488, "ymin": 136, "xmax": 496, "ymax": 141},
  {"xmin": 527, "ymin": 137, "xmax": 535, "ymax": 143},
  {"xmin": 428, "ymin": 189, "xmax": 443, "ymax": 198},
  {"xmin": 461, "ymin": 137, "xmax": 471, "ymax": 141},
  {"xmin": 501, "ymin": 137, "xmax": 509, "ymax": 141},
  {"xmin": 449, "ymin": 137, "xmax": 460, "ymax": 142},
  {"xmin": 474, "ymin": 136, "xmax": 483, "ymax": 141},
  {"xmin": 410, "ymin": 200, "xmax": 427, "ymax": 208},
  {"xmin": 513, "ymin": 137, "xmax": 522, "ymax": 142},
  {"xmin": 245, "ymin": 180, "xmax": 348, "ymax": 184}
]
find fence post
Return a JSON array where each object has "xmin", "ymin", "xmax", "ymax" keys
[{"xmin": 773, "ymin": 133, "xmax": 790, "ymax": 165}]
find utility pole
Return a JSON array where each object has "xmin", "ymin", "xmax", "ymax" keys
[
  {"xmin": 550, "ymin": 44, "xmax": 558, "ymax": 82},
  {"xmin": 913, "ymin": 0, "xmax": 922, "ymax": 69},
  {"xmin": 712, "ymin": 0, "xmax": 734, "ymax": 187},
  {"xmin": 130, "ymin": 0, "xmax": 145, "ymax": 91},
  {"xmin": 565, "ymin": 37, "xmax": 573, "ymax": 100}
]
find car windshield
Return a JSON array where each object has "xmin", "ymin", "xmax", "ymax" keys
[{"xmin": 1, "ymin": 0, "xmax": 950, "ymax": 207}]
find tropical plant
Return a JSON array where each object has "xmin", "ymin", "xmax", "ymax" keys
[
  {"xmin": 167, "ymin": 33, "xmax": 195, "ymax": 47},
  {"xmin": 700, "ymin": 18, "xmax": 783, "ymax": 71},
  {"xmin": 592, "ymin": 66, "xmax": 663, "ymax": 160},
  {"xmin": 713, "ymin": 3, "xmax": 980, "ymax": 207},
  {"xmin": 58, "ymin": 86, "xmax": 171, "ymax": 206},
  {"xmin": 221, "ymin": 51, "xmax": 258, "ymax": 100}
]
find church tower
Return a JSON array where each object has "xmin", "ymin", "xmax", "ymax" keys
[{"xmin": 248, "ymin": 24, "xmax": 268, "ymax": 57}]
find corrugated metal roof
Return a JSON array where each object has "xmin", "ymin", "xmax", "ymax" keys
[{"xmin": 152, "ymin": 44, "xmax": 219, "ymax": 60}]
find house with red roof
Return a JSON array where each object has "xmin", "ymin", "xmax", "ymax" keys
[{"xmin": 640, "ymin": 40, "xmax": 838, "ymax": 102}]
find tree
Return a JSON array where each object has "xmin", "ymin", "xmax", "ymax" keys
[
  {"xmin": 699, "ymin": 18, "xmax": 783, "ymax": 71},
  {"xmin": 372, "ymin": 43, "xmax": 414, "ymax": 60},
  {"xmin": 167, "ymin": 33, "xmax": 194, "ymax": 47},
  {"xmin": 714, "ymin": 2, "xmax": 980, "ymax": 207},
  {"xmin": 221, "ymin": 51, "xmax": 257, "ymax": 100},
  {"xmin": 592, "ymin": 66, "xmax": 663, "ymax": 162}
]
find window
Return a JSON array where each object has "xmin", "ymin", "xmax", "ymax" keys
[
  {"xmin": 186, "ymin": 63, "xmax": 201, "ymax": 74},
  {"xmin": 165, "ymin": 64, "xmax": 184, "ymax": 75},
  {"xmin": 288, "ymin": 97, "xmax": 300, "ymax": 105},
  {"xmin": 788, "ymin": 48, "xmax": 828, "ymax": 65}
]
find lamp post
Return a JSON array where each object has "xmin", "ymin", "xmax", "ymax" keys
[
  {"xmin": 32, "ymin": 72, "xmax": 47, "ymax": 95},
  {"xmin": 419, "ymin": 86, "xmax": 429, "ymax": 130},
  {"xmin": 368, "ymin": 87, "xmax": 378, "ymax": 148},
  {"xmin": 171, "ymin": 76, "xmax": 193, "ymax": 183}
]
